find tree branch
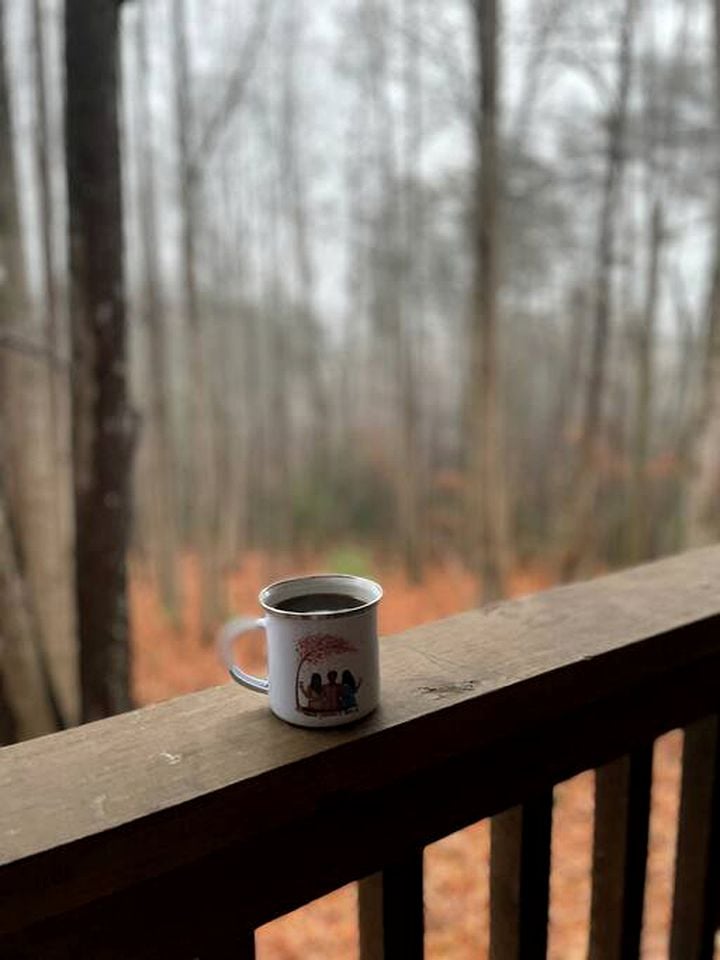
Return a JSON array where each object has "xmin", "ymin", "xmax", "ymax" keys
[
  {"xmin": 0, "ymin": 331, "xmax": 69, "ymax": 370},
  {"xmin": 188, "ymin": 0, "xmax": 275, "ymax": 180}
]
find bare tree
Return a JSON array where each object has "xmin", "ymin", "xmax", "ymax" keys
[
  {"xmin": 400, "ymin": 0, "xmax": 425, "ymax": 580},
  {"xmin": 629, "ymin": 198, "xmax": 662, "ymax": 562},
  {"xmin": 172, "ymin": 0, "xmax": 272, "ymax": 635},
  {"xmin": 363, "ymin": 0, "xmax": 423, "ymax": 580},
  {"xmin": 560, "ymin": 0, "xmax": 637, "ymax": 581},
  {"xmin": 466, "ymin": 0, "xmax": 508, "ymax": 601},
  {"xmin": 173, "ymin": 0, "xmax": 226, "ymax": 635},
  {"xmin": 511, "ymin": 0, "xmax": 570, "ymax": 153},
  {"xmin": 0, "ymin": 0, "xmax": 29, "ymax": 524},
  {"xmin": 136, "ymin": 0, "xmax": 179, "ymax": 615},
  {"xmin": 279, "ymin": 2, "xmax": 328, "ymax": 494},
  {"xmin": 686, "ymin": 0, "xmax": 720, "ymax": 545},
  {"xmin": 31, "ymin": 0, "xmax": 78, "ymax": 725},
  {"xmin": 0, "ymin": 463, "xmax": 58, "ymax": 743},
  {"xmin": 0, "ymin": 0, "xmax": 62, "ymax": 741},
  {"xmin": 31, "ymin": 0, "xmax": 59, "ymax": 359},
  {"xmin": 65, "ymin": 0, "xmax": 133, "ymax": 720}
]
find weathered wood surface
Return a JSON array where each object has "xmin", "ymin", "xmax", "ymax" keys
[
  {"xmin": 1, "ymin": 547, "xmax": 719, "ymax": 957},
  {"xmin": 3, "ymin": 660, "xmax": 719, "ymax": 959},
  {"xmin": 589, "ymin": 746, "xmax": 653, "ymax": 960}
]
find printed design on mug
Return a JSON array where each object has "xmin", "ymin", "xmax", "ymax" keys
[{"xmin": 295, "ymin": 634, "xmax": 361, "ymax": 717}]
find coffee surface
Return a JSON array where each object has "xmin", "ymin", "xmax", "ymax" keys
[{"xmin": 274, "ymin": 592, "xmax": 366, "ymax": 613}]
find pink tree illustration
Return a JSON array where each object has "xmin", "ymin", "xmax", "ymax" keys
[{"xmin": 295, "ymin": 634, "xmax": 357, "ymax": 709}]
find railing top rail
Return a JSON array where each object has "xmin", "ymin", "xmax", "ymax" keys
[{"xmin": 1, "ymin": 546, "xmax": 719, "ymax": 944}]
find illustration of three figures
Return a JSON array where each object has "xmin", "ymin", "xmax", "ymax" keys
[{"xmin": 299, "ymin": 670, "xmax": 362, "ymax": 715}]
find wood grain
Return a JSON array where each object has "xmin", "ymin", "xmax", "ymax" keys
[
  {"xmin": 0, "ymin": 547, "xmax": 719, "ymax": 957},
  {"xmin": 3, "ymin": 652, "xmax": 720, "ymax": 959},
  {"xmin": 589, "ymin": 746, "xmax": 653, "ymax": 960}
]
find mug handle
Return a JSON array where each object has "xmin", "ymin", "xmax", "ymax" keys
[{"xmin": 217, "ymin": 617, "xmax": 270, "ymax": 694}]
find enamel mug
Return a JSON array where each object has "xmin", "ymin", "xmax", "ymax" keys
[{"xmin": 218, "ymin": 574, "xmax": 382, "ymax": 727}]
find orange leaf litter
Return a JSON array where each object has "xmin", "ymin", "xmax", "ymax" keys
[{"xmin": 130, "ymin": 553, "xmax": 689, "ymax": 959}]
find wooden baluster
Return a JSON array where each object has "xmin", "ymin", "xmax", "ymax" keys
[
  {"xmin": 670, "ymin": 715, "xmax": 720, "ymax": 960},
  {"xmin": 489, "ymin": 791, "xmax": 553, "ymax": 960},
  {"xmin": 588, "ymin": 745, "xmax": 653, "ymax": 960},
  {"xmin": 358, "ymin": 851, "xmax": 425, "ymax": 960}
]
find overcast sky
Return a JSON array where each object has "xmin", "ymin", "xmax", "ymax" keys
[{"xmin": 5, "ymin": 0, "xmax": 715, "ymax": 343}]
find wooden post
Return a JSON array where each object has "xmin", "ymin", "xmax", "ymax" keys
[
  {"xmin": 359, "ymin": 852, "xmax": 425, "ymax": 960},
  {"xmin": 589, "ymin": 746, "xmax": 653, "ymax": 960},
  {"xmin": 489, "ymin": 792, "xmax": 553, "ymax": 960},
  {"xmin": 670, "ymin": 715, "xmax": 720, "ymax": 960}
]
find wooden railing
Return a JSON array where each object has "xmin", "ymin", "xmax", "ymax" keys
[{"xmin": 1, "ymin": 547, "xmax": 719, "ymax": 959}]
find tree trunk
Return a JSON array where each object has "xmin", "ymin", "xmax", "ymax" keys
[
  {"xmin": 467, "ymin": 0, "xmax": 508, "ymax": 602},
  {"xmin": 0, "ymin": 0, "xmax": 29, "ymax": 518},
  {"xmin": 629, "ymin": 200, "xmax": 662, "ymax": 562},
  {"xmin": 214, "ymin": 163, "xmax": 249, "ymax": 572},
  {"xmin": 65, "ymin": 0, "xmax": 133, "ymax": 721},
  {"xmin": 280, "ymin": 1, "xmax": 328, "ymax": 507},
  {"xmin": 399, "ymin": 0, "xmax": 424, "ymax": 582},
  {"xmin": 1, "ymin": 0, "xmax": 74, "ymax": 735},
  {"xmin": 0, "ymin": 111, "xmax": 57, "ymax": 738},
  {"xmin": 32, "ymin": 0, "xmax": 60, "ymax": 359},
  {"xmin": 686, "ymin": 0, "xmax": 720, "ymax": 545},
  {"xmin": 0, "ymin": 463, "xmax": 59, "ymax": 743},
  {"xmin": 33, "ymin": 0, "xmax": 78, "ymax": 725},
  {"xmin": 136, "ymin": 0, "xmax": 179, "ymax": 616},
  {"xmin": 172, "ymin": 0, "xmax": 220, "ymax": 639},
  {"xmin": 559, "ymin": 0, "xmax": 636, "ymax": 581},
  {"xmin": 264, "ymin": 158, "xmax": 293, "ymax": 557},
  {"xmin": 511, "ymin": 0, "xmax": 569, "ymax": 153},
  {"xmin": 365, "ymin": 0, "xmax": 421, "ymax": 581}
]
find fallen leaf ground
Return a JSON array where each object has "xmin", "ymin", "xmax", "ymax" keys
[{"xmin": 130, "ymin": 552, "xmax": 691, "ymax": 959}]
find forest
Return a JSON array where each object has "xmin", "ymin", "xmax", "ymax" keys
[{"xmin": 1, "ymin": 0, "xmax": 719, "ymax": 749}]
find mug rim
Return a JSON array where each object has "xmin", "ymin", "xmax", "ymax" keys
[{"xmin": 259, "ymin": 573, "xmax": 383, "ymax": 621}]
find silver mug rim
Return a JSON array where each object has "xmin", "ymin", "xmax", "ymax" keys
[{"xmin": 259, "ymin": 573, "xmax": 383, "ymax": 621}]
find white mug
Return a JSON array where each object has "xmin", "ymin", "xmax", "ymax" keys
[{"xmin": 218, "ymin": 574, "xmax": 382, "ymax": 727}]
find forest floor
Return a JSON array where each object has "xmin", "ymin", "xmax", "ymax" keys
[{"xmin": 130, "ymin": 551, "xmax": 684, "ymax": 960}]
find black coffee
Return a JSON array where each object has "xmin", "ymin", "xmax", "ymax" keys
[{"xmin": 274, "ymin": 592, "xmax": 366, "ymax": 614}]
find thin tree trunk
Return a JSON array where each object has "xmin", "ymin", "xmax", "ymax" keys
[
  {"xmin": 0, "ymin": 466, "xmax": 58, "ymax": 743},
  {"xmin": 399, "ymin": 0, "xmax": 424, "ymax": 582},
  {"xmin": 280, "ymin": 2, "xmax": 327, "ymax": 511},
  {"xmin": 32, "ymin": 0, "xmax": 59, "ymax": 360},
  {"xmin": 172, "ymin": 0, "xmax": 220, "ymax": 638},
  {"xmin": 366, "ymin": 0, "xmax": 421, "ymax": 580},
  {"xmin": 1, "ymin": 0, "xmax": 73, "ymax": 734},
  {"xmin": 670, "ymin": 270, "xmax": 700, "ymax": 542},
  {"xmin": 32, "ymin": 0, "xmax": 78, "ymax": 724},
  {"xmin": 215, "ymin": 164, "xmax": 248, "ymax": 571},
  {"xmin": 172, "ymin": 0, "xmax": 203, "ymax": 522},
  {"xmin": 686, "ymin": 0, "xmax": 720, "ymax": 545},
  {"xmin": 560, "ymin": 0, "xmax": 636, "ymax": 581},
  {"xmin": 511, "ymin": 0, "xmax": 568, "ymax": 153},
  {"xmin": 65, "ymin": 0, "xmax": 133, "ymax": 721},
  {"xmin": 0, "ymin": 0, "xmax": 29, "ymax": 515},
  {"xmin": 549, "ymin": 288, "xmax": 588, "ymax": 509},
  {"xmin": 265, "ymin": 154, "xmax": 292, "ymax": 556},
  {"xmin": 467, "ymin": 0, "xmax": 508, "ymax": 602},
  {"xmin": 338, "ymin": 86, "xmax": 368, "ymax": 466},
  {"xmin": 136, "ymin": 0, "xmax": 179, "ymax": 615},
  {"xmin": 0, "ymin": 22, "xmax": 56, "ymax": 736},
  {"xmin": 629, "ymin": 199, "xmax": 662, "ymax": 561}
]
